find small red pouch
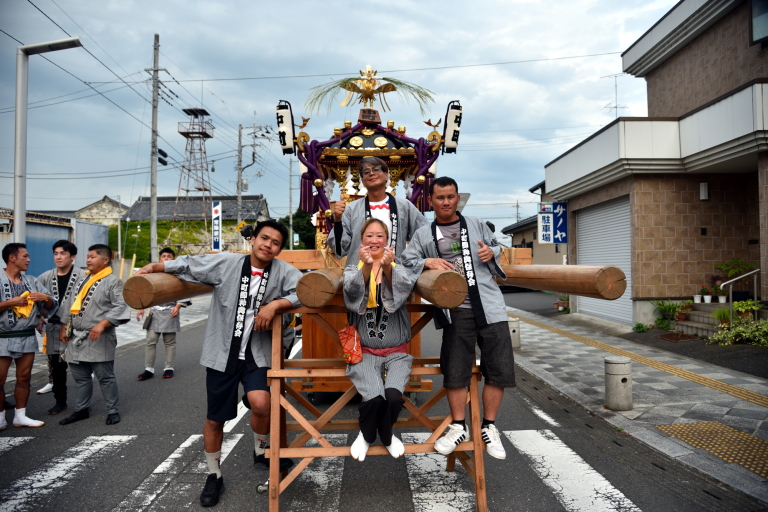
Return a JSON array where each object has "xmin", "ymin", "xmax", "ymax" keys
[{"xmin": 338, "ymin": 326, "xmax": 362, "ymax": 364}]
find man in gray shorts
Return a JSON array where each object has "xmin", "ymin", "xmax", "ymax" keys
[{"xmin": 402, "ymin": 176, "xmax": 515, "ymax": 460}]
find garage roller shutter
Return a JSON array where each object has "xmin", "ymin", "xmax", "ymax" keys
[{"xmin": 576, "ymin": 196, "xmax": 632, "ymax": 324}]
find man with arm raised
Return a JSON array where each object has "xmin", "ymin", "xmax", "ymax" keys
[
  {"xmin": 135, "ymin": 219, "xmax": 302, "ymax": 508},
  {"xmin": 327, "ymin": 156, "xmax": 428, "ymax": 266}
]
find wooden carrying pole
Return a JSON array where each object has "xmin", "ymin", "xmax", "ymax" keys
[
  {"xmin": 497, "ymin": 264, "xmax": 626, "ymax": 300},
  {"xmin": 122, "ymin": 273, "xmax": 212, "ymax": 309},
  {"xmin": 296, "ymin": 268, "xmax": 468, "ymax": 309}
]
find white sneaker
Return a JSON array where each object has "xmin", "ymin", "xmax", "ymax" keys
[
  {"xmin": 13, "ymin": 408, "xmax": 44, "ymax": 428},
  {"xmin": 481, "ymin": 424, "xmax": 506, "ymax": 460},
  {"xmin": 434, "ymin": 423, "xmax": 468, "ymax": 455},
  {"xmin": 36, "ymin": 383, "xmax": 53, "ymax": 395},
  {"xmin": 386, "ymin": 435, "xmax": 405, "ymax": 458},
  {"xmin": 0, "ymin": 413, "xmax": 6, "ymax": 431},
  {"xmin": 350, "ymin": 431, "xmax": 370, "ymax": 461}
]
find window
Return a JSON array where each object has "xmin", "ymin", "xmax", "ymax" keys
[{"xmin": 750, "ymin": 0, "xmax": 768, "ymax": 45}]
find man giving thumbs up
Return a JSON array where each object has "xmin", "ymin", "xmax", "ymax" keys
[{"xmin": 401, "ymin": 176, "xmax": 516, "ymax": 461}]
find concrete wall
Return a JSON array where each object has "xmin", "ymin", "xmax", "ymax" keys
[
  {"xmin": 77, "ymin": 200, "xmax": 122, "ymax": 226},
  {"xmin": 646, "ymin": 1, "xmax": 768, "ymax": 117}
]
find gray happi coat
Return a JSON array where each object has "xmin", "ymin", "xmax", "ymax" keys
[
  {"xmin": 59, "ymin": 273, "xmax": 130, "ymax": 363},
  {"xmin": 344, "ymin": 262, "xmax": 414, "ymax": 349},
  {"xmin": 38, "ymin": 267, "xmax": 84, "ymax": 354},
  {"xmin": 327, "ymin": 194, "xmax": 428, "ymax": 267},
  {"xmin": 163, "ymin": 253, "xmax": 302, "ymax": 372},
  {"xmin": 401, "ymin": 215, "xmax": 507, "ymax": 328},
  {"xmin": 0, "ymin": 271, "xmax": 57, "ymax": 357},
  {"xmin": 147, "ymin": 303, "xmax": 181, "ymax": 333}
]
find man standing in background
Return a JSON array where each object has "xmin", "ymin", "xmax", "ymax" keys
[
  {"xmin": 0, "ymin": 243, "xmax": 57, "ymax": 429},
  {"xmin": 38, "ymin": 240, "xmax": 84, "ymax": 415},
  {"xmin": 58, "ymin": 244, "xmax": 130, "ymax": 426},
  {"xmin": 136, "ymin": 247, "xmax": 184, "ymax": 380}
]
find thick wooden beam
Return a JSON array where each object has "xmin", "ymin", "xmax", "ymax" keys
[
  {"xmin": 497, "ymin": 264, "xmax": 626, "ymax": 300},
  {"xmin": 296, "ymin": 268, "xmax": 343, "ymax": 308},
  {"xmin": 295, "ymin": 268, "xmax": 468, "ymax": 309},
  {"xmin": 122, "ymin": 273, "xmax": 212, "ymax": 309}
]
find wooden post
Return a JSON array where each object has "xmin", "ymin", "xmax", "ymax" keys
[
  {"xmin": 295, "ymin": 269, "xmax": 468, "ymax": 309},
  {"xmin": 269, "ymin": 314, "xmax": 283, "ymax": 511},
  {"xmin": 122, "ymin": 273, "xmax": 212, "ymax": 309},
  {"xmin": 497, "ymin": 264, "xmax": 626, "ymax": 300},
  {"xmin": 129, "ymin": 254, "xmax": 137, "ymax": 278}
]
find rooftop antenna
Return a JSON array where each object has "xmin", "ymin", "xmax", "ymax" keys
[{"xmin": 601, "ymin": 73, "xmax": 627, "ymax": 119}]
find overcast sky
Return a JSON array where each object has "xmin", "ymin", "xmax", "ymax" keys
[{"xmin": 0, "ymin": 0, "xmax": 677, "ymax": 238}]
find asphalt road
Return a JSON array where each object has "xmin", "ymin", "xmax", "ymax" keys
[{"xmin": 0, "ymin": 317, "xmax": 764, "ymax": 512}]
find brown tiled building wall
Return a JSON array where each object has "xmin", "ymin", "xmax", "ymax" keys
[
  {"xmin": 759, "ymin": 153, "xmax": 768, "ymax": 300},
  {"xmin": 646, "ymin": 1, "xmax": 768, "ymax": 118},
  {"xmin": 569, "ymin": 173, "xmax": 760, "ymax": 299}
]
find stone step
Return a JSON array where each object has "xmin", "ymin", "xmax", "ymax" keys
[
  {"xmin": 690, "ymin": 301, "xmax": 729, "ymax": 312},
  {"xmin": 686, "ymin": 310, "xmax": 719, "ymax": 326},
  {"xmin": 675, "ymin": 320, "xmax": 717, "ymax": 338}
]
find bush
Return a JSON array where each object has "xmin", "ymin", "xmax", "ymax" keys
[
  {"xmin": 733, "ymin": 299, "xmax": 762, "ymax": 313},
  {"xmin": 655, "ymin": 317, "xmax": 670, "ymax": 330},
  {"xmin": 651, "ymin": 299, "xmax": 678, "ymax": 316},
  {"xmin": 708, "ymin": 317, "xmax": 768, "ymax": 346},
  {"xmin": 633, "ymin": 322, "xmax": 648, "ymax": 333}
]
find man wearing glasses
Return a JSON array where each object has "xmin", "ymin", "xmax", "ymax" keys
[{"xmin": 327, "ymin": 157, "xmax": 427, "ymax": 266}]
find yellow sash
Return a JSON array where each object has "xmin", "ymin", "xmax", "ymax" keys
[
  {"xmin": 11, "ymin": 290, "xmax": 34, "ymax": 319},
  {"xmin": 70, "ymin": 267, "xmax": 112, "ymax": 315},
  {"xmin": 357, "ymin": 260, "xmax": 396, "ymax": 309}
]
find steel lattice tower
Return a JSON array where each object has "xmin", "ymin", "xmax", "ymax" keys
[{"xmin": 172, "ymin": 108, "xmax": 215, "ymax": 249}]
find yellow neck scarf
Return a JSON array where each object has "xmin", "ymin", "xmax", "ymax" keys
[
  {"xmin": 357, "ymin": 260, "xmax": 395, "ymax": 309},
  {"xmin": 70, "ymin": 267, "xmax": 112, "ymax": 315},
  {"xmin": 11, "ymin": 291, "xmax": 34, "ymax": 319}
]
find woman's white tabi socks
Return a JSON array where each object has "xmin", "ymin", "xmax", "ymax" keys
[
  {"xmin": 350, "ymin": 431, "xmax": 370, "ymax": 461},
  {"xmin": 386, "ymin": 435, "xmax": 405, "ymax": 458},
  {"xmin": 13, "ymin": 407, "xmax": 44, "ymax": 428}
]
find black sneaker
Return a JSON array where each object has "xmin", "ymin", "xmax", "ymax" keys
[
  {"xmin": 106, "ymin": 412, "xmax": 121, "ymax": 425},
  {"xmin": 47, "ymin": 402, "xmax": 67, "ymax": 415},
  {"xmin": 59, "ymin": 409, "xmax": 89, "ymax": 425},
  {"xmin": 253, "ymin": 451, "xmax": 294, "ymax": 472},
  {"xmin": 200, "ymin": 473, "xmax": 224, "ymax": 507},
  {"xmin": 137, "ymin": 370, "xmax": 154, "ymax": 381}
]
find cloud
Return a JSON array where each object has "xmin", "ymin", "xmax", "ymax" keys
[{"xmin": 0, "ymin": 0, "xmax": 677, "ymax": 232}]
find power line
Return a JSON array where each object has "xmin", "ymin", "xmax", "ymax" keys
[{"xmin": 136, "ymin": 52, "xmax": 623, "ymax": 83}]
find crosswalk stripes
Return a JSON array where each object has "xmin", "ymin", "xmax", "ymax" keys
[
  {"xmin": 0, "ymin": 428, "xmax": 646, "ymax": 511},
  {"xmin": 0, "ymin": 435, "xmax": 136, "ymax": 512},
  {"xmin": 402, "ymin": 432, "xmax": 477, "ymax": 512},
  {"xmin": 504, "ymin": 430, "xmax": 641, "ymax": 512},
  {"xmin": 0, "ymin": 437, "xmax": 33, "ymax": 457}
]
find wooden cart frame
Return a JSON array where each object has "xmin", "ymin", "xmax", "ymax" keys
[{"xmin": 265, "ymin": 304, "xmax": 488, "ymax": 512}]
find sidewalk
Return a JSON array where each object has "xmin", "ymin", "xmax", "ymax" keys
[
  {"xmin": 5, "ymin": 295, "xmax": 213, "ymax": 386},
  {"xmin": 507, "ymin": 305, "xmax": 768, "ymax": 504}
]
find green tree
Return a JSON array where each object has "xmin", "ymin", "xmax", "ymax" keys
[{"xmin": 278, "ymin": 209, "xmax": 315, "ymax": 249}]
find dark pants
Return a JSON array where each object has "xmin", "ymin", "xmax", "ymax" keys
[
  {"xmin": 48, "ymin": 354, "xmax": 68, "ymax": 404},
  {"xmin": 358, "ymin": 388, "xmax": 404, "ymax": 445}
]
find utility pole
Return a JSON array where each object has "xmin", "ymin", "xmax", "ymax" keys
[
  {"xmin": 116, "ymin": 196, "xmax": 122, "ymax": 260},
  {"xmin": 236, "ymin": 124, "xmax": 243, "ymax": 250},
  {"xmin": 289, "ymin": 159, "xmax": 293, "ymax": 250},
  {"xmin": 149, "ymin": 34, "xmax": 160, "ymax": 263},
  {"xmin": 515, "ymin": 200, "xmax": 520, "ymax": 222}
]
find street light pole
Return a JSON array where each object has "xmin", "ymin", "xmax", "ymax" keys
[{"xmin": 13, "ymin": 37, "xmax": 82, "ymax": 243}]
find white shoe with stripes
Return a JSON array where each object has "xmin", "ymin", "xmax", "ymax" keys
[
  {"xmin": 482, "ymin": 424, "xmax": 506, "ymax": 460},
  {"xmin": 434, "ymin": 423, "xmax": 468, "ymax": 455}
]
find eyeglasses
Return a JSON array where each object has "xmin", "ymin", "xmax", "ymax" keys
[{"xmin": 361, "ymin": 166, "xmax": 385, "ymax": 177}]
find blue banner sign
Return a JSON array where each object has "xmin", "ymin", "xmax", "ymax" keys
[{"xmin": 212, "ymin": 201, "xmax": 222, "ymax": 252}]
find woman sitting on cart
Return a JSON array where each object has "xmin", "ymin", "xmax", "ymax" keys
[{"xmin": 344, "ymin": 218, "xmax": 414, "ymax": 461}]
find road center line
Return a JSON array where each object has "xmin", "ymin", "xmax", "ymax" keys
[
  {"xmin": 0, "ymin": 435, "xmax": 136, "ymax": 512},
  {"xmin": 520, "ymin": 395, "xmax": 561, "ymax": 427},
  {"xmin": 504, "ymin": 429, "xmax": 641, "ymax": 512}
]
